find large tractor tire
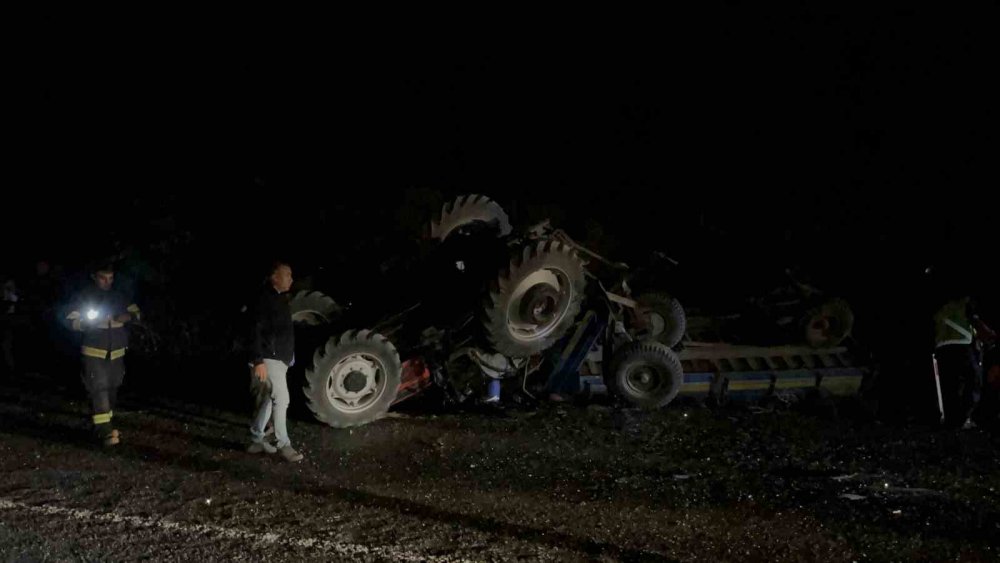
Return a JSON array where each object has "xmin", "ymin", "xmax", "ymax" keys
[
  {"xmin": 482, "ymin": 240, "xmax": 586, "ymax": 358},
  {"xmin": 605, "ymin": 340, "xmax": 684, "ymax": 409},
  {"xmin": 288, "ymin": 290, "xmax": 340, "ymax": 326},
  {"xmin": 304, "ymin": 330, "xmax": 401, "ymax": 428},
  {"xmin": 429, "ymin": 194, "xmax": 512, "ymax": 241},
  {"xmin": 802, "ymin": 298, "xmax": 854, "ymax": 348},
  {"xmin": 632, "ymin": 292, "xmax": 687, "ymax": 349}
]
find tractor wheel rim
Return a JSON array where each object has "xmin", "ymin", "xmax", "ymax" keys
[
  {"xmin": 643, "ymin": 311, "xmax": 666, "ymax": 338},
  {"xmin": 625, "ymin": 364, "xmax": 663, "ymax": 396},
  {"xmin": 505, "ymin": 268, "xmax": 572, "ymax": 342},
  {"xmin": 327, "ymin": 353, "xmax": 387, "ymax": 412}
]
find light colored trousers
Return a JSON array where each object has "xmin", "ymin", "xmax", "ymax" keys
[{"xmin": 250, "ymin": 359, "xmax": 291, "ymax": 448}]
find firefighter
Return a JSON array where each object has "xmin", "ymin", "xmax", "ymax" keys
[{"xmin": 65, "ymin": 263, "xmax": 140, "ymax": 446}]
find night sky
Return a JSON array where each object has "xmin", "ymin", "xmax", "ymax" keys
[{"xmin": 6, "ymin": 9, "xmax": 997, "ymax": 315}]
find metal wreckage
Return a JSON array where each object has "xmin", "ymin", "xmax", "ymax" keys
[{"xmin": 286, "ymin": 195, "xmax": 865, "ymax": 428}]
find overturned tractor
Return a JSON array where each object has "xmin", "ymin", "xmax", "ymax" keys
[{"xmin": 289, "ymin": 194, "xmax": 689, "ymax": 427}]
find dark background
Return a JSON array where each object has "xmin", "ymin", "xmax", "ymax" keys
[{"xmin": 4, "ymin": 8, "xmax": 997, "ymax": 374}]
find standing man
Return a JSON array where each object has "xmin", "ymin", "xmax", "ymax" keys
[
  {"xmin": 248, "ymin": 261, "xmax": 303, "ymax": 462},
  {"xmin": 1, "ymin": 278, "xmax": 19, "ymax": 377},
  {"xmin": 933, "ymin": 294, "xmax": 995, "ymax": 429},
  {"xmin": 65, "ymin": 263, "xmax": 141, "ymax": 446}
]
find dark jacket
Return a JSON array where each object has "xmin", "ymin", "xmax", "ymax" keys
[
  {"xmin": 66, "ymin": 286, "xmax": 140, "ymax": 359},
  {"xmin": 251, "ymin": 287, "xmax": 294, "ymax": 366}
]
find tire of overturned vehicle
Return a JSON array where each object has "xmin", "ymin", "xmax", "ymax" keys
[
  {"xmin": 304, "ymin": 330, "xmax": 402, "ymax": 428},
  {"xmin": 632, "ymin": 292, "xmax": 687, "ymax": 349},
  {"xmin": 802, "ymin": 298, "xmax": 854, "ymax": 348},
  {"xmin": 288, "ymin": 290, "xmax": 341, "ymax": 326},
  {"xmin": 482, "ymin": 240, "xmax": 587, "ymax": 358},
  {"xmin": 429, "ymin": 194, "xmax": 512, "ymax": 241},
  {"xmin": 606, "ymin": 340, "xmax": 684, "ymax": 409}
]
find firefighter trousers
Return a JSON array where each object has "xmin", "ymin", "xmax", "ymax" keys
[{"xmin": 81, "ymin": 356, "xmax": 125, "ymax": 437}]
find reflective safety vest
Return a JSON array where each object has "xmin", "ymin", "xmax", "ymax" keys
[{"xmin": 934, "ymin": 298, "xmax": 973, "ymax": 348}]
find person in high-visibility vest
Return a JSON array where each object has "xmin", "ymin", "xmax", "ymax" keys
[
  {"xmin": 934, "ymin": 295, "xmax": 994, "ymax": 429},
  {"xmin": 65, "ymin": 263, "xmax": 141, "ymax": 446}
]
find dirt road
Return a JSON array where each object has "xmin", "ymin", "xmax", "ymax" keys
[{"xmin": 2, "ymin": 374, "xmax": 997, "ymax": 561}]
